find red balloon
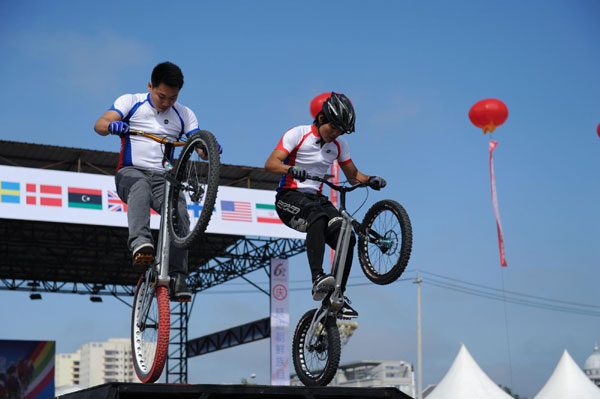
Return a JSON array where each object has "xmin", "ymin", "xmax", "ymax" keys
[
  {"xmin": 310, "ymin": 92, "xmax": 332, "ymax": 119},
  {"xmin": 469, "ymin": 99, "xmax": 509, "ymax": 134},
  {"xmin": 597, "ymin": 123, "xmax": 600, "ymax": 139}
]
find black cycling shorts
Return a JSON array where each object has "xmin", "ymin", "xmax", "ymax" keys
[{"xmin": 275, "ymin": 190, "xmax": 340, "ymax": 233}]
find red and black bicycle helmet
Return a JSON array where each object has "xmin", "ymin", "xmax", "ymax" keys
[{"xmin": 310, "ymin": 92, "xmax": 356, "ymax": 134}]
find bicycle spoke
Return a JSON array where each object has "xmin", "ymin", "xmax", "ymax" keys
[
  {"xmin": 358, "ymin": 200, "xmax": 412, "ymax": 285},
  {"xmin": 367, "ymin": 209, "xmax": 401, "ymax": 275},
  {"xmin": 168, "ymin": 131, "xmax": 220, "ymax": 248}
]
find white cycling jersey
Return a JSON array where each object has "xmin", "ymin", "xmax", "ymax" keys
[
  {"xmin": 110, "ymin": 93, "xmax": 200, "ymax": 170},
  {"xmin": 275, "ymin": 125, "xmax": 352, "ymax": 193}
]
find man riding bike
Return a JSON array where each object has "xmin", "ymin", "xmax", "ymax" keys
[
  {"xmin": 264, "ymin": 92, "xmax": 386, "ymax": 318},
  {"xmin": 93, "ymin": 61, "xmax": 201, "ymax": 302}
]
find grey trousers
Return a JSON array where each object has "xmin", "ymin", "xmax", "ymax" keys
[{"xmin": 115, "ymin": 167, "xmax": 189, "ymax": 275}]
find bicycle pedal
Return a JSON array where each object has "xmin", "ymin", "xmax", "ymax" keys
[
  {"xmin": 133, "ymin": 253, "xmax": 154, "ymax": 271},
  {"xmin": 171, "ymin": 296, "xmax": 192, "ymax": 303}
]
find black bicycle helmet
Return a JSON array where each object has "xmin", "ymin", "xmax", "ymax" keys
[{"xmin": 321, "ymin": 92, "xmax": 356, "ymax": 134}]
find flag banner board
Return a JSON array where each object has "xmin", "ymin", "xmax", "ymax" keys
[
  {"xmin": 270, "ymin": 258, "xmax": 290, "ymax": 386},
  {"xmin": 0, "ymin": 339, "xmax": 55, "ymax": 398},
  {"xmin": 0, "ymin": 165, "xmax": 304, "ymax": 240}
]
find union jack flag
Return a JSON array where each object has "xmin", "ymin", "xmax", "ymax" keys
[{"xmin": 107, "ymin": 190, "xmax": 127, "ymax": 212}]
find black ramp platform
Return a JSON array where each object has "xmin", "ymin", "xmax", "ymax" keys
[{"xmin": 54, "ymin": 383, "xmax": 413, "ymax": 399}]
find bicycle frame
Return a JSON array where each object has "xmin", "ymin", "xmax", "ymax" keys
[
  {"xmin": 304, "ymin": 176, "xmax": 366, "ymax": 346},
  {"xmin": 130, "ymin": 130, "xmax": 185, "ymax": 329}
]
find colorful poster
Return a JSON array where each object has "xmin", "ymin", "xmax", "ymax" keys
[
  {"xmin": 0, "ymin": 340, "xmax": 55, "ymax": 399},
  {"xmin": 270, "ymin": 258, "xmax": 290, "ymax": 385}
]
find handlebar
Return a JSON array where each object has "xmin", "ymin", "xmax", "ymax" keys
[
  {"xmin": 127, "ymin": 129, "xmax": 187, "ymax": 147},
  {"xmin": 306, "ymin": 174, "xmax": 369, "ymax": 193}
]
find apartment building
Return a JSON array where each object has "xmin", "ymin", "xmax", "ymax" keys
[{"xmin": 55, "ymin": 338, "xmax": 136, "ymax": 389}]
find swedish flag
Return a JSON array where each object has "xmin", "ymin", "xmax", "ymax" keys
[{"xmin": 0, "ymin": 181, "xmax": 20, "ymax": 203}]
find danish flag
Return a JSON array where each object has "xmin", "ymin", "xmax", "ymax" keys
[{"xmin": 26, "ymin": 184, "xmax": 62, "ymax": 207}]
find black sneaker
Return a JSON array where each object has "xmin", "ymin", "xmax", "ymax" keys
[
  {"xmin": 170, "ymin": 273, "xmax": 192, "ymax": 302},
  {"xmin": 338, "ymin": 297, "xmax": 358, "ymax": 319},
  {"xmin": 132, "ymin": 242, "xmax": 154, "ymax": 271},
  {"xmin": 312, "ymin": 273, "xmax": 335, "ymax": 301}
]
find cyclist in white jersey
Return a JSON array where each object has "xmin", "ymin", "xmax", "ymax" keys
[
  {"xmin": 94, "ymin": 61, "xmax": 200, "ymax": 302},
  {"xmin": 265, "ymin": 92, "xmax": 386, "ymax": 318}
]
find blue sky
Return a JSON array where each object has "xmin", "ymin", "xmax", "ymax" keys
[{"xmin": 1, "ymin": 0, "xmax": 599, "ymax": 396}]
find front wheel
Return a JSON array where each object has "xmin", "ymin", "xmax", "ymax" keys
[
  {"xmin": 358, "ymin": 199, "xmax": 412, "ymax": 285},
  {"xmin": 131, "ymin": 275, "xmax": 170, "ymax": 383},
  {"xmin": 292, "ymin": 309, "xmax": 341, "ymax": 386},
  {"xmin": 168, "ymin": 130, "xmax": 221, "ymax": 248}
]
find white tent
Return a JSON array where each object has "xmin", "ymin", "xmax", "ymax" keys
[
  {"xmin": 535, "ymin": 349, "xmax": 600, "ymax": 399},
  {"xmin": 427, "ymin": 343, "xmax": 512, "ymax": 399}
]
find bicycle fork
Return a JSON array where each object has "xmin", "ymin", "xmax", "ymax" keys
[
  {"xmin": 137, "ymin": 271, "xmax": 156, "ymax": 330},
  {"xmin": 155, "ymin": 161, "xmax": 177, "ymax": 288},
  {"xmin": 304, "ymin": 210, "xmax": 355, "ymax": 349},
  {"xmin": 155, "ymin": 178, "xmax": 171, "ymax": 286},
  {"xmin": 136, "ymin": 169, "xmax": 174, "ymax": 330}
]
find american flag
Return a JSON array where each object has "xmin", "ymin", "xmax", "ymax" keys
[
  {"xmin": 221, "ymin": 200, "xmax": 252, "ymax": 222},
  {"xmin": 107, "ymin": 190, "xmax": 127, "ymax": 212}
]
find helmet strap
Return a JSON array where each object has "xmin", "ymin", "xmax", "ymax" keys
[{"xmin": 314, "ymin": 113, "xmax": 327, "ymax": 147}]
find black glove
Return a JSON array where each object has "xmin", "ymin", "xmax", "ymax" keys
[
  {"xmin": 108, "ymin": 121, "xmax": 129, "ymax": 137},
  {"xmin": 288, "ymin": 166, "xmax": 308, "ymax": 182},
  {"xmin": 368, "ymin": 176, "xmax": 386, "ymax": 190}
]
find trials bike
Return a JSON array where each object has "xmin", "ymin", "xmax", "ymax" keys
[
  {"xmin": 127, "ymin": 129, "xmax": 220, "ymax": 383},
  {"xmin": 292, "ymin": 175, "xmax": 412, "ymax": 386}
]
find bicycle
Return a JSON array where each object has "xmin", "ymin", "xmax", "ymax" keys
[
  {"xmin": 127, "ymin": 129, "xmax": 220, "ymax": 383},
  {"xmin": 292, "ymin": 174, "xmax": 412, "ymax": 386}
]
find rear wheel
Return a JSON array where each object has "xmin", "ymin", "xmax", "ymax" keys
[
  {"xmin": 168, "ymin": 130, "xmax": 220, "ymax": 248},
  {"xmin": 131, "ymin": 275, "xmax": 170, "ymax": 383},
  {"xmin": 292, "ymin": 309, "xmax": 341, "ymax": 386},
  {"xmin": 358, "ymin": 199, "xmax": 412, "ymax": 285}
]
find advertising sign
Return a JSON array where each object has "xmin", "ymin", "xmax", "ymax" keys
[
  {"xmin": 0, "ymin": 165, "xmax": 304, "ymax": 240},
  {"xmin": 0, "ymin": 340, "xmax": 55, "ymax": 399},
  {"xmin": 270, "ymin": 258, "xmax": 290, "ymax": 385}
]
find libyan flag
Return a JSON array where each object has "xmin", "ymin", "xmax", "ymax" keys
[
  {"xmin": 68, "ymin": 187, "xmax": 102, "ymax": 210},
  {"xmin": 255, "ymin": 203, "xmax": 282, "ymax": 224}
]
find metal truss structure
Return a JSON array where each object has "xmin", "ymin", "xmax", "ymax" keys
[
  {"xmin": 189, "ymin": 237, "xmax": 305, "ymax": 291},
  {"xmin": 0, "ymin": 220, "xmax": 304, "ymax": 297},
  {"xmin": 167, "ymin": 302, "xmax": 189, "ymax": 383},
  {"xmin": 187, "ymin": 317, "xmax": 270, "ymax": 358}
]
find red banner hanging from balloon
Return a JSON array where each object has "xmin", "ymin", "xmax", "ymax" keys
[{"xmin": 489, "ymin": 140, "xmax": 507, "ymax": 267}]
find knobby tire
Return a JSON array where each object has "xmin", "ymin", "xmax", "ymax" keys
[
  {"xmin": 168, "ymin": 130, "xmax": 220, "ymax": 248},
  {"xmin": 292, "ymin": 309, "xmax": 341, "ymax": 386},
  {"xmin": 131, "ymin": 275, "xmax": 170, "ymax": 383},
  {"xmin": 358, "ymin": 199, "xmax": 412, "ymax": 285}
]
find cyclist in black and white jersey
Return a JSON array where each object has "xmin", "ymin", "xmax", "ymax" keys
[{"xmin": 265, "ymin": 92, "xmax": 386, "ymax": 318}]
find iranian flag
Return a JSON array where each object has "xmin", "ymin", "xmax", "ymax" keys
[{"xmin": 255, "ymin": 203, "xmax": 282, "ymax": 224}]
